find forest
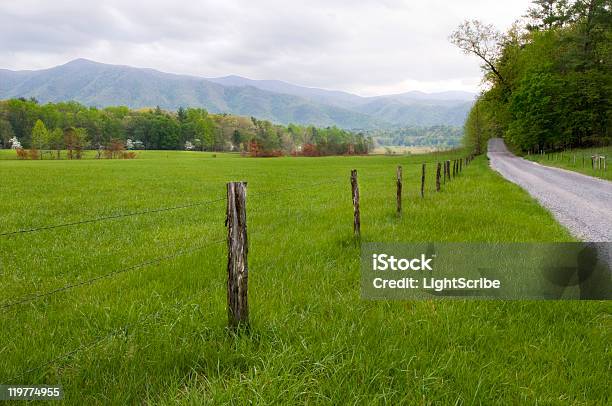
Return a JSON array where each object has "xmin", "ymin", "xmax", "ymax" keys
[
  {"xmin": 455, "ymin": 0, "xmax": 611, "ymax": 153},
  {"xmin": 0, "ymin": 98, "xmax": 373, "ymax": 157}
]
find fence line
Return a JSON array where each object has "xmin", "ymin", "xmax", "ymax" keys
[
  {"xmin": 0, "ymin": 197, "xmax": 227, "ymax": 237},
  {"xmin": 2, "ymin": 154, "xmax": 478, "ymax": 381},
  {"xmin": 0, "ymin": 179, "xmax": 345, "ymax": 239}
]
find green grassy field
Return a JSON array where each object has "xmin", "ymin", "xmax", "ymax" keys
[
  {"xmin": 0, "ymin": 149, "xmax": 609, "ymax": 404},
  {"xmin": 524, "ymin": 146, "xmax": 612, "ymax": 181}
]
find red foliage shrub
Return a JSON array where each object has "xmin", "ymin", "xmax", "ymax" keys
[
  {"xmin": 120, "ymin": 151, "xmax": 137, "ymax": 159},
  {"xmin": 15, "ymin": 148, "xmax": 28, "ymax": 159},
  {"xmin": 301, "ymin": 143, "xmax": 320, "ymax": 157}
]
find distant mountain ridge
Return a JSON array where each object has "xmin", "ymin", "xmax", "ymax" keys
[{"xmin": 0, "ymin": 59, "xmax": 475, "ymax": 129}]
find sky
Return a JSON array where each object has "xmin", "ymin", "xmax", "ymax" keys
[{"xmin": 0, "ymin": 0, "xmax": 532, "ymax": 96}]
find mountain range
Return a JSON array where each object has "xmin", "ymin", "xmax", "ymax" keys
[{"xmin": 0, "ymin": 58, "xmax": 475, "ymax": 129}]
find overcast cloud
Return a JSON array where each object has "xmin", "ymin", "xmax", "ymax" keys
[{"xmin": 0, "ymin": 0, "xmax": 531, "ymax": 96}]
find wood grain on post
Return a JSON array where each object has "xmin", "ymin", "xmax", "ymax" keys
[
  {"xmin": 421, "ymin": 163, "xmax": 425, "ymax": 198},
  {"xmin": 436, "ymin": 163, "xmax": 441, "ymax": 192},
  {"xmin": 226, "ymin": 181, "xmax": 249, "ymax": 330},
  {"xmin": 396, "ymin": 165, "xmax": 402, "ymax": 215},
  {"xmin": 351, "ymin": 169, "xmax": 360, "ymax": 237}
]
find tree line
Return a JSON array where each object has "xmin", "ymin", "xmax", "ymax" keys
[
  {"xmin": 367, "ymin": 126, "xmax": 463, "ymax": 149},
  {"xmin": 0, "ymin": 98, "xmax": 373, "ymax": 157},
  {"xmin": 453, "ymin": 0, "xmax": 611, "ymax": 154}
]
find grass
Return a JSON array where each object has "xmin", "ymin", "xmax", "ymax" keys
[
  {"xmin": 524, "ymin": 146, "xmax": 612, "ymax": 181},
  {"xmin": 0, "ymin": 149, "xmax": 608, "ymax": 404}
]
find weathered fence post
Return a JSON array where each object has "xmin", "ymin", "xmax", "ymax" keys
[
  {"xmin": 396, "ymin": 165, "xmax": 402, "ymax": 215},
  {"xmin": 351, "ymin": 169, "xmax": 360, "ymax": 238},
  {"xmin": 447, "ymin": 160, "xmax": 451, "ymax": 181},
  {"xmin": 459, "ymin": 158, "xmax": 463, "ymax": 173},
  {"xmin": 436, "ymin": 163, "xmax": 441, "ymax": 192},
  {"xmin": 226, "ymin": 181, "xmax": 249, "ymax": 330},
  {"xmin": 443, "ymin": 160, "xmax": 447, "ymax": 184},
  {"xmin": 421, "ymin": 164, "xmax": 426, "ymax": 198}
]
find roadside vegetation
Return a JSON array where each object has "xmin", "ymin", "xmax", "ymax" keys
[
  {"xmin": 455, "ymin": 0, "xmax": 611, "ymax": 154},
  {"xmin": 525, "ymin": 145, "xmax": 612, "ymax": 180}
]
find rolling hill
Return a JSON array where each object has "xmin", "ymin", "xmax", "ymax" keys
[{"xmin": 0, "ymin": 59, "xmax": 474, "ymax": 129}]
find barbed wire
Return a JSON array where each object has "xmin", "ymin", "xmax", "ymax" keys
[
  {"xmin": 0, "ymin": 179, "xmax": 344, "ymax": 238},
  {"xmin": 0, "ymin": 238, "xmax": 225, "ymax": 312},
  {"xmin": 0, "ymin": 196, "xmax": 226, "ymax": 238},
  {"xmin": 4, "ymin": 285, "xmax": 204, "ymax": 384},
  {"xmin": 0, "ymin": 230, "xmax": 226, "ymax": 302}
]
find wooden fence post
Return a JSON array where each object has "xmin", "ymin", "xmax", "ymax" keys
[
  {"xmin": 459, "ymin": 158, "xmax": 463, "ymax": 173},
  {"xmin": 443, "ymin": 160, "xmax": 447, "ymax": 184},
  {"xmin": 396, "ymin": 165, "xmax": 402, "ymax": 215},
  {"xmin": 446, "ymin": 160, "xmax": 451, "ymax": 181},
  {"xmin": 351, "ymin": 169, "xmax": 360, "ymax": 238},
  {"xmin": 436, "ymin": 163, "xmax": 441, "ymax": 192},
  {"xmin": 421, "ymin": 164, "xmax": 425, "ymax": 198},
  {"xmin": 226, "ymin": 181, "xmax": 249, "ymax": 330}
]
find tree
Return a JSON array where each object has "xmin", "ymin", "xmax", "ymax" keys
[
  {"xmin": 526, "ymin": 0, "xmax": 573, "ymax": 30},
  {"xmin": 450, "ymin": 20, "xmax": 506, "ymax": 86},
  {"xmin": 31, "ymin": 119, "xmax": 48, "ymax": 159},
  {"xmin": 455, "ymin": 0, "xmax": 611, "ymax": 152},
  {"xmin": 64, "ymin": 127, "xmax": 88, "ymax": 159},
  {"xmin": 0, "ymin": 119, "xmax": 15, "ymax": 149},
  {"xmin": 48, "ymin": 128, "xmax": 64, "ymax": 159}
]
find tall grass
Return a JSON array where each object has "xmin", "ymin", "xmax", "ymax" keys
[
  {"xmin": 525, "ymin": 146, "xmax": 612, "ymax": 181},
  {"xmin": 0, "ymin": 150, "xmax": 608, "ymax": 404}
]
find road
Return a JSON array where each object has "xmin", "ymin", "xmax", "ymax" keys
[{"xmin": 487, "ymin": 138, "xmax": 612, "ymax": 242}]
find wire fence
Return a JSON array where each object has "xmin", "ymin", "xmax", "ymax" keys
[
  {"xmin": 0, "ymin": 158, "xmax": 474, "ymax": 383},
  {"xmin": 0, "ymin": 197, "xmax": 227, "ymax": 237}
]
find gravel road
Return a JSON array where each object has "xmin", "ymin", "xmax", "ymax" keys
[{"xmin": 488, "ymin": 138, "xmax": 612, "ymax": 242}]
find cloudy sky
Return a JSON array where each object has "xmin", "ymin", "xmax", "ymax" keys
[{"xmin": 0, "ymin": 0, "xmax": 531, "ymax": 96}]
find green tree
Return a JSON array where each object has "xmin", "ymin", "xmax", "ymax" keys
[
  {"xmin": 31, "ymin": 119, "xmax": 48, "ymax": 158},
  {"xmin": 48, "ymin": 128, "xmax": 64, "ymax": 159},
  {"xmin": 0, "ymin": 118, "xmax": 15, "ymax": 149}
]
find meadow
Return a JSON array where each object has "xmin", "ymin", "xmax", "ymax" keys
[
  {"xmin": 524, "ymin": 146, "xmax": 612, "ymax": 181},
  {"xmin": 0, "ymin": 149, "xmax": 609, "ymax": 404}
]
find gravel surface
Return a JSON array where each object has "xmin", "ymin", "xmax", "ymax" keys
[{"xmin": 488, "ymin": 138, "xmax": 612, "ymax": 242}]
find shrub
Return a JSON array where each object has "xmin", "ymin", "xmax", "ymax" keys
[{"xmin": 15, "ymin": 148, "xmax": 28, "ymax": 159}]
